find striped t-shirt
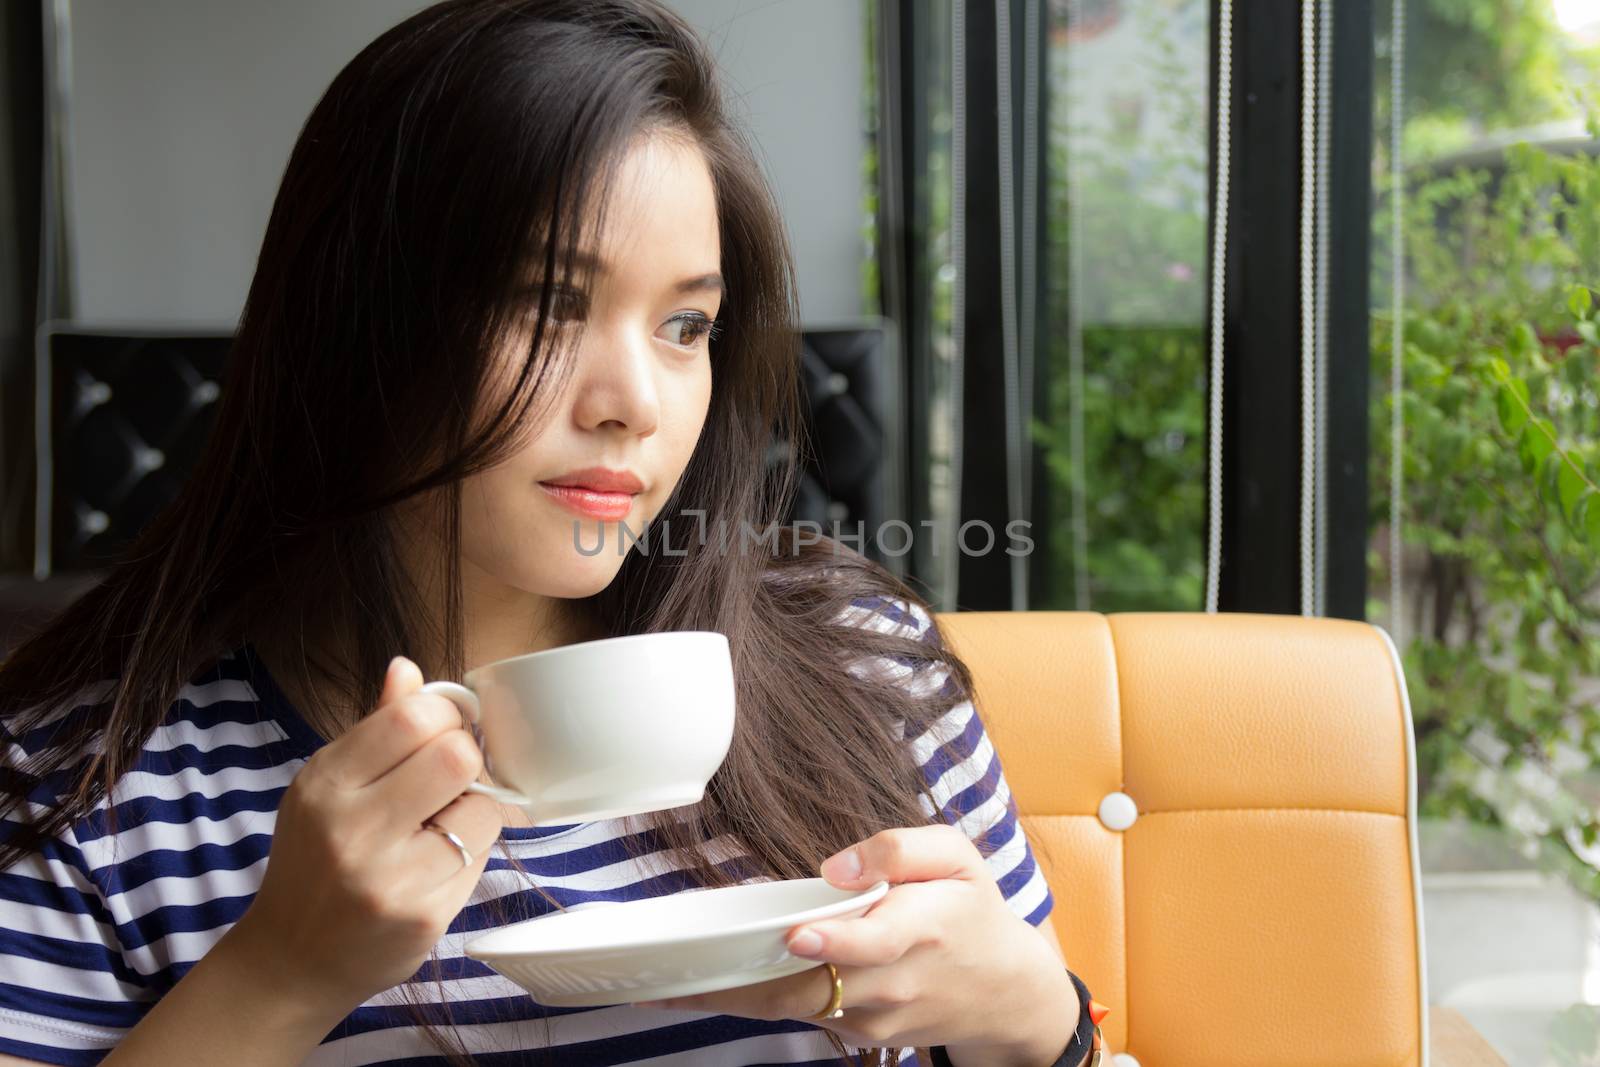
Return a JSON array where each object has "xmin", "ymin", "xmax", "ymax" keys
[{"xmin": 0, "ymin": 596, "xmax": 1054, "ymax": 1065}]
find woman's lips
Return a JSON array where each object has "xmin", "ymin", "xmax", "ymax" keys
[{"xmin": 538, "ymin": 483, "xmax": 637, "ymax": 521}]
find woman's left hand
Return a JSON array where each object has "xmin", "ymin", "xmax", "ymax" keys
[{"xmin": 634, "ymin": 824, "xmax": 1080, "ymax": 1066}]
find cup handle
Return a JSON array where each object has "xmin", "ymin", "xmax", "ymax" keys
[{"xmin": 417, "ymin": 680, "xmax": 534, "ymax": 808}]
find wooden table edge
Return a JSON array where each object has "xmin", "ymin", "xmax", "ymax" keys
[{"xmin": 1431, "ymin": 1005, "xmax": 1509, "ymax": 1067}]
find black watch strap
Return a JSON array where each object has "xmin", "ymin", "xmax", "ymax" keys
[{"xmin": 927, "ymin": 967, "xmax": 1097, "ymax": 1067}]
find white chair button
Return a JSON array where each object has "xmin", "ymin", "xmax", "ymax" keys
[
  {"xmin": 1112, "ymin": 1055, "xmax": 1141, "ymax": 1067},
  {"xmin": 1097, "ymin": 791, "xmax": 1138, "ymax": 832}
]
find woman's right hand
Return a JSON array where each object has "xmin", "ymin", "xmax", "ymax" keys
[{"xmin": 222, "ymin": 655, "xmax": 502, "ymax": 1014}]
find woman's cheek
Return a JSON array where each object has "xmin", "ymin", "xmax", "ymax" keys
[{"xmin": 676, "ymin": 362, "xmax": 715, "ymax": 470}]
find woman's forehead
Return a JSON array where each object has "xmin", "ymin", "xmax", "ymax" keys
[
  {"xmin": 563, "ymin": 136, "xmax": 721, "ymax": 277},
  {"xmin": 592, "ymin": 136, "xmax": 723, "ymax": 259}
]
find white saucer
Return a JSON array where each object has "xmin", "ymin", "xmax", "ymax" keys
[{"xmin": 464, "ymin": 877, "xmax": 891, "ymax": 1007}]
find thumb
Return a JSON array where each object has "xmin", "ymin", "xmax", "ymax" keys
[{"xmin": 379, "ymin": 655, "xmax": 424, "ymax": 707}]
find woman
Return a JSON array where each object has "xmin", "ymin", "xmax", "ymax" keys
[{"xmin": 0, "ymin": 1, "xmax": 1091, "ymax": 1064}]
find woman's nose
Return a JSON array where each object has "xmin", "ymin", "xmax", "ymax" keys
[{"xmin": 567, "ymin": 327, "xmax": 661, "ymax": 438}]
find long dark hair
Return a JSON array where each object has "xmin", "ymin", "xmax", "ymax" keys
[{"xmin": 1, "ymin": 2, "xmax": 979, "ymax": 1062}]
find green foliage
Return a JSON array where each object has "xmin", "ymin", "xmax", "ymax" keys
[
  {"xmin": 1551, "ymin": 1003, "xmax": 1600, "ymax": 1065},
  {"xmin": 1032, "ymin": 325, "xmax": 1206, "ymax": 610},
  {"xmin": 1024, "ymin": 2, "xmax": 1600, "ymax": 908},
  {"xmin": 1371, "ymin": 133, "xmax": 1600, "ymax": 894},
  {"xmin": 860, "ymin": 0, "xmax": 882, "ymax": 318},
  {"xmin": 861, "ymin": 9, "xmax": 1600, "ymax": 931},
  {"xmin": 1032, "ymin": 0, "xmax": 1209, "ymax": 613},
  {"xmin": 1375, "ymin": 0, "xmax": 1600, "ymax": 163}
]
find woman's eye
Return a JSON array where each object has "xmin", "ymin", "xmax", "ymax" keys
[
  {"xmin": 668, "ymin": 313, "xmax": 720, "ymax": 348},
  {"xmin": 533, "ymin": 288, "xmax": 718, "ymax": 348}
]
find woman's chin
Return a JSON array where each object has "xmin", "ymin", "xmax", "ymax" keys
[{"xmin": 543, "ymin": 552, "xmax": 632, "ymax": 598}]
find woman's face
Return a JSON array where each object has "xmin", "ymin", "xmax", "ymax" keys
[{"xmin": 461, "ymin": 133, "xmax": 721, "ymax": 600}]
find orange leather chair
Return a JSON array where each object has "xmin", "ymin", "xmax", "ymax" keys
[{"xmin": 935, "ymin": 612, "xmax": 1428, "ymax": 1066}]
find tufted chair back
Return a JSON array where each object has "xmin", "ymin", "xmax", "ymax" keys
[{"xmin": 934, "ymin": 611, "xmax": 1428, "ymax": 1066}]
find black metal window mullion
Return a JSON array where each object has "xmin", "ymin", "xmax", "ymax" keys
[
  {"xmin": 0, "ymin": 1, "xmax": 45, "ymax": 573},
  {"xmin": 1324, "ymin": 0, "xmax": 1374, "ymax": 622},
  {"xmin": 955, "ymin": 0, "xmax": 1010, "ymax": 611},
  {"xmin": 1206, "ymin": 0, "xmax": 1373, "ymax": 618},
  {"xmin": 1024, "ymin": 0, "xmax": 1054, "ymax": 613},
  {"xmin": 1208, "ymin": 0, "xmax": 1305, "ymax": 615},
  {"xmin": 959, "ymin": 0, "xmax": 1052, "ymax": 612},
  {"xmin": 875, "ymin": 0, "xmax": 939, "ymax": 598},
  {"xmin": 877, "ymin": 0, "xmax": 1375, "ymax": 616}
]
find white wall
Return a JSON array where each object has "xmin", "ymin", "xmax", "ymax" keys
[
  {"xmin": 64, "ymin": 0, "xmax": 867, "ymax": 328},
  {"xmin": 671, "ymin": 0, "xmax": 868, "ymax": 327}
]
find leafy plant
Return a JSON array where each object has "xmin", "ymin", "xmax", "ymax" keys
[
  {"xmin": 1032, "ymin": 324, "xmax": 1206, "ymax": 611},
  {"xmin": 863, "ymin": 5, "xmax": 1600, "ymax": 914},
  {"xmin": 1371, "ymin": 129, "xmax": 1600, "ymax": 896},
  {"xmin": 1032, "ymin": 0, "xmax": 1209, "ymax": 612},
  {"xmin": 1374, "ymin": 0, "xmax": 1600, "ymax": 164},
  {"xmin": 1026, "ymin": 9, "xmax": 1600, "ymax": 907},
  {"xmin": 1551, "ymin": 1002, "xmax": 1600, "ymax": 1066}
]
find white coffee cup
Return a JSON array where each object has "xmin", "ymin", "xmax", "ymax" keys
[{"xmin": 418, "ymin": 631, "xmax": 735, "ymax": 826}]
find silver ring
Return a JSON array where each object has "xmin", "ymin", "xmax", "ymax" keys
[{"xmin": 423, "ymin": 820, "xmax": 473, "ymax": 870}]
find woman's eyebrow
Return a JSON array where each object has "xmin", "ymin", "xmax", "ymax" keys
[
  {"xmin": 563, "ymin": 250, "xmax": 723, "ymax": 296},
  {"xmin": 673, "ymin": 273, "xmax": 725, "ymax": 297}
]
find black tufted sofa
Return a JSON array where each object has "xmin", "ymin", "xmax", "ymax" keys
[{"xmin": 4, "ymin": 319, "xmax": 902, "ymax": 653}]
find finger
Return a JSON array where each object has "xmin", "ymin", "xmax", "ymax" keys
[
  {"xmin": 366, "ymin": 725, "xmax": 485, "ymax": 829},
  {"xmin": 414, "ymin": 792, "xmax": 501, "ymax": 886},
  {"xmin": 380, "ymin": 654, "xmax": 423, "ymax": 706},
  {"xmin": 819, "ymin": 824, "xmax": 989, "ymax": 889},
  {"xmin": 635, "ymin": 961, "xmax": 852, "ymax": 1021},
  {"xmin": 323, "ymin": 672, "xmax": 464, "ymax": 788},
  {"xmin": 785, "ymin": 882, "xmax": 950, "ymax": 967}
]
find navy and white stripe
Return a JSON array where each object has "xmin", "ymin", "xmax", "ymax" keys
[{"xmin": 0, "ymin": 596, "xmax": 1053, "ymax": 1064}]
